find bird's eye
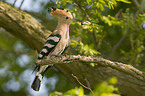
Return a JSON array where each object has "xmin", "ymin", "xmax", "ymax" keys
[{"xmin": 66, "ymin": 17, "xmax": 69, "ymax": 19}]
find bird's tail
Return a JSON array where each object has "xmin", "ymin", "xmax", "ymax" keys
[
  {"xmin": 31, "ymin": 65, "xmax": 51, "ymax": 91},
  {"xmin": 31, "ymin": 73, "xmax": 42, "ymax": 91}
]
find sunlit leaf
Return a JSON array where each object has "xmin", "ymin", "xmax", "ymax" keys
[
  {"xmin": 117, "ymin": 0, "xmax": 131, "ymax": 4},
  {"xmin": 86, "ymin": 0, "xmax": 92, "ymax": 5}
]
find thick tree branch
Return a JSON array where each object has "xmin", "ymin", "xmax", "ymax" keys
[
  {"xmin": 37, "ymin": 55, "xmax": 145, "ymax": 96},
  {"xmin": 0, "ymin": 2, "xmax": 145, "ymax": 96},
  {"xmin": 37, "ymin": 55, "xmax": 145, "ymax": 81},
  {"xmin": 0, "ymin": 2, "xmax": 51, "ymax": 51}
]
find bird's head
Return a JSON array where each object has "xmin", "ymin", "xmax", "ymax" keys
[{"xmin": 48, "ymin": 7, "xmax": 73, "ymax": 25}]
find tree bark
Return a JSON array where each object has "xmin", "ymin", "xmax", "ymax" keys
[
  {"xmin": 0, "ymin": 2, "xmax": 51, "ymax": 51},
  {"xmin": 0, "ymin": 2, "xmax": 145, "ymax": 96}
]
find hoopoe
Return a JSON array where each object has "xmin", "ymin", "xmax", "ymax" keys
[{"xmin": 31, "ymin": 7, "xmax": 73, "ymax": 91}]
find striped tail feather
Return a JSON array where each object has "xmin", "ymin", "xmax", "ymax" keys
[
  {"xmin": 31, "ymin": 75, "xmax": 41, "ymax": 91},
  {"xmin": 31, "ymin": 65, "xmax": 51, "ymax": 91}
]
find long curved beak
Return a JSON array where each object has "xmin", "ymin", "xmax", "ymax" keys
[{"xmin": 73, "ymin": 18, "xmax": 91, "ymax": 25}]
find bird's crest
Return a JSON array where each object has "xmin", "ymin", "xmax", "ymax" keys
[{"xmin": 48, "ymin": 7, "xmax": 73, "ymax": 19}]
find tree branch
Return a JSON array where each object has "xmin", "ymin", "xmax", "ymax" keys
[
  {"xmin": 72, "ymin": 74, "xmax": 93, "ymax": 93},
  {"xmin": 37, "ymin": 55, "xmax": 145, "ymax": 80},
  {"xmin": 0, "ymin": 1, "xmax": 51, "ymax": 51},
  {"xmin": 132, "ymin": 0, "xmax": 144, "ymax": 14},
  {"xmin": 19, "ymin": 0, "xmax": 25, "ymax": 9},
  {"xmin": 110, "ymin": 28, "xmax": 129, "ymax": 57},
  {"xmin": 37, "ymin": 55, "xmax": 145, "ymax": 95}
]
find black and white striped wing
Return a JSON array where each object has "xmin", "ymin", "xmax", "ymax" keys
[
  {"xmin": 32, "ymin": 34, "xmax": 61, "ymax": 73},
  {"xmin": 38, "ymin": 34, "xmax": 61, "ymax": 60}
]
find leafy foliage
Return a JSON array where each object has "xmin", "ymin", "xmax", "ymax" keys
[
  {"xmin": 55, "ymin": 0, "xmax": 145, "ymax": 66},
  {"xmin": 50, "ymin": 77, "xmax": 120, "ymax": 96},
  {"xmin": 71, "ymin": 40, "xmax": 100, "ymax": 55}
]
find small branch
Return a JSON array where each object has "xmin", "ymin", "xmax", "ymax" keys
[
  {"xmin": 73, "ymin": 18, "xmax": 91, "ymax": 25},
  {"xmin": 134, "ymin": 0, "xmax": 144, "ymax": 18},
  {"xmin": 72, "ymin": 74, "xmax": 93, "ymax": 93},
  {"xmin": 85, "ymin": 77, "xmax": 93, "ymax": 93},
  {"xmin": 73, "ymin": 1, "xmax": 98, "ymax": 50},
  {"xmin": 132, "ymin": 0, "xmax": 144, "ymax": 14},
  {"xmin": 132, "ymin": 0, "xmax": 140, "ymax": 9},
  {"xmin": 73, "ymin": 0, "xmax": 91, "ymax": 21},
  {"xmin": 19, "ymin": 0, "xmax": 24, "ymax": 9},
  {"xmin": 110, "ymin": 28, "xmax": 129, "ymax": 57},
  {"xmin": 92, "ymin": 30, "xmax": 98, "ymax": 49},
  {"xmin": 13, "ymin": 0, "xmax": 17, "ymax": 6},
  {"xmin": 140, "ymin": 0, "xmax": 144, "ymax": 14},
  {"xmin": 115, "ymin": 9, "xmax": 123, "ymax": 18}
]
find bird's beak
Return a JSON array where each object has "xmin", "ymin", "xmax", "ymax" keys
[
  {"xmin": 48, "ymin": 7, "xmax": 56, "ymax": 13},
  {"xmin": 73, "ymin": 18, "xmax": 91, "ymax": 25}
]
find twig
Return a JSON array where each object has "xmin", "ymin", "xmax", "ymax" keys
[
  {"xmin": 92, "ymin": 31, "xmax": 98, "ymax": 49},
  {"xmin": 19, "ymin": 0, "xmax": 24, "ymax": 9},
  {"xmin": 73, "ymin": 18, "xmax": 91, "ymax": 25},
  {"xmin": 73, "ymin": 0, "xmax": 98, "ymax": 49},
  {"xmin": 35, "ymin": 50, "xmax": 38, "ymax": 56},
  {"xmin": 115, "ymin": 9, "xmax": 123, "ymax": 18},
  {"xmin": 13, "ymin": 0, "xmax": 17, "ymax": 6},
  {"xmin": 72, "ymin": 74, "xmax": 94, "ymax": 93},
  {"xmin": 134, "ymin": 0, "xmax": 144, "ymax": 18},
  {"xmin": 85, "ymin": 77, "xmax": 93, "ymax": 93},
  {"xmin": 73, "ymin": 0, "xmax": 91, "ymax": 21},
  {"xmin": 110, "ymin": 28, "xmax": 129, "ymax": 57},
  {"xmin": 132, "ymin": 0, "xmax": 144, "ymax": 14}
]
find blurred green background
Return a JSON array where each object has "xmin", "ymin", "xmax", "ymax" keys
[{"xmin": 0, "ymin": 0, "xmax": 145, "ymax": 96}]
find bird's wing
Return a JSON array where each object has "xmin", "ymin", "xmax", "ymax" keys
[
  {"xmin": 33, "ymin": 34, "xmax": 61, "ymax": 72},
  {"xmin": 38, "ymin": 34, "xmax": 61, "ymax": 59}
]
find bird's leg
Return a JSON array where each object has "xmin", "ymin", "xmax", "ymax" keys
[{"xmin": 35, "ymin": 50, "xmax": 39, "ymax": 56}]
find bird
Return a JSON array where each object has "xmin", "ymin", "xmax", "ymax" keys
[{"xmin": 31, "ymin": 7, "xmax": 73, "ymax": 91}]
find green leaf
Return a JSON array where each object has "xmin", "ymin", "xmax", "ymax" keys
[
  {"xmin": 109, "ymin": 77, "xmax": 118, "ymax": 85},
  {"xmin": 86, "ymin": 0, "xmax": 92, "ymax": 5},
  {"xmin": 64, "ymin": 87, "xmax": 85, "ymax": 96},
  {"xmin": 117, "ymin": 0, "xmax": 131, "ymax": 4},
  {"xmin": 49, "ymin": 91, "xmax": 63, "ymax": 96}
]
